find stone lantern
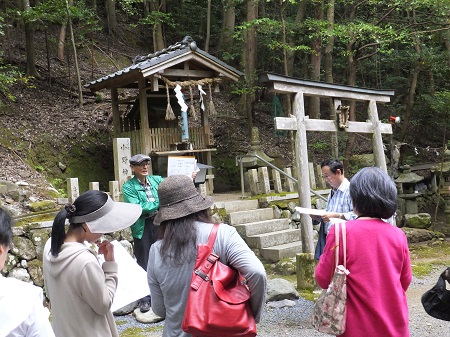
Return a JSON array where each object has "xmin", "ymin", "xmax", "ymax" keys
[
  {"xmin": 431, "ymin": 149, "xmax": 450, "ymax": 227},
  {"xmin": 395, "ymin": 165, "xmax": 424, "ymax": 214}
]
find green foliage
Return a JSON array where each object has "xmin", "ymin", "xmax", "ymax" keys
[{"xmin": 139, "ymin": 11, "xmax": 174, "ymax": 28}]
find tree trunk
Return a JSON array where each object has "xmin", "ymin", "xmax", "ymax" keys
[
  {"xmin": 57, "ymin": 20, "xmax": 67, "ymax": 61},
  {"xmin": 66, "ymin": 0, "xmax": 83, "ymax": 107},
  {"xmin": 219, "ymin": 0, "xmax": 236, "ymax": 57},
  {"xmin": 285, "ymin": 1, "xmax": 306, "ymax": 116},
  {"xmin": 309, "ymin": 0, "xmax": 323, "ymax": 119},
  {"xmin": 325, "ymin": 0, "xmax": 337, "ymax": 157},
  {"xmin": 22, "ymin": 0, "xmax": 39, "ymax": 77},
  {"xmin": 151, "ymin": 0, "xmax": 165, "ymax": 51},
  {"xmin": 204, "ymin": 0, "xmax": 211, "ymax": 52},
  {"xmin": 286, "ymin": 1, "xmax": 306, "ymax": 76},
  {"xmin": 343, "ymin": 39, "xmax": 357, "ymax": 173},
  {"xmin": 399, "ymin": 65, "xmax": 420, "ymax": 142},
  {"xmin": 105, "ymin": 0, "xmax": 118, "ymax": 36},
  {"xmin": 242, "ymin": 0, "xmax": 258, "ymax": 136},
  {"xmin": 399, "ymin": 10, "xmax": 422, "ymax": 142}
]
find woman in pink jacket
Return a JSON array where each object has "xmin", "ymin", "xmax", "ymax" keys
[{"xmin": 315, "ymin": 167, "xmax": 412, "ymax": 337}]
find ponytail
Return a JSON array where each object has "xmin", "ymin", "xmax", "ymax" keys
[{"xmin": 50, "ymin": 204, "xmax": 77, "ymax": 257}]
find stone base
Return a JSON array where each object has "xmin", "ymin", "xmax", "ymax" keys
[{"xmin": 296, "ymin": 253, "xmax": 316, "ymax": 291}]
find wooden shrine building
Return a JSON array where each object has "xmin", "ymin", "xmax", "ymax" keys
[{"xmin": 85, "ymin": 36, "xmax": 243, "ymax": 192}]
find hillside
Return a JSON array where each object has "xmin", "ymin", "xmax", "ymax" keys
[{"xmin": 0, "ymin": 27, "xmax": 300, "ymax": 215}]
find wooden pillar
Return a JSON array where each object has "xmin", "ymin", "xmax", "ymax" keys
[
  {"xmin": 138, "ymin": 78, "xmax": 152, "ymax": 175},
  {"xmin": 67, "ymin": 178, "xmax": 79, "ymax": 203},
  {"xmin": 89, "ymin": 182, "xmax": 99, "ymax": 190},
  {"xmin": 111, "ymin": 88, "xmax": 121, "ymax": 136},
  {"xmin": 368, "ymin": 100, "xmax": 387, "ymax": 173},
  {"xmin": 292, "ymin": 92, "xmax": 314, "ymax": 254}
]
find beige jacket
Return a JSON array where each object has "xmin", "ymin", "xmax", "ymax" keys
[{"xmin": 43, "ymin": 239, "xmax": 119, "ymax": 337}]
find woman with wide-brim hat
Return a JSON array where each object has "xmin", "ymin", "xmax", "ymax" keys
[
  {"xmin": 147, "ymin": 174, "xmax": 267, "ymax": 337},
  {"xmin": 43, "ymin": 190, "xmax": 142, "ymax": 337}
]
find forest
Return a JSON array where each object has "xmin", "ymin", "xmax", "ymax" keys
[{"xmin": 1, "ymin": 0, "xmax": 450, "ymax": 186}]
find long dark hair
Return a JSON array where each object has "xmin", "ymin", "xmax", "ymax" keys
[
  {"xmin": 51, "ymin": 190, "xmax": 108, "ymax": 256},
  {"xmin": 0, "ymin": 208, "xmax": 13, "ymax": 248},
  {"xmin": 159, "ymin": 209, "xmax": 212, "ymax": 266}
]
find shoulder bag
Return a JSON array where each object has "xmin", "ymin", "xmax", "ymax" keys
[
  {"xmin": 310, "ymin": 221, "xmax": 349, "ymax": 335},
  {"xmin": 421, "ymin": 269, "xmax": 450, "ymax": 321},
  {"xmin": 181, "ymin": 224, "xmax": 257, "ymax": 337}
]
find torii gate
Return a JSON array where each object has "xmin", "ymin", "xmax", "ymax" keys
[{"xmin": 259, "ymin": 73, "xmax": 395, "ymax": 254}]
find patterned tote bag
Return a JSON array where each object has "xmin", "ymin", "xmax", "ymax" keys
[{"xmin": 310, "ymin": 221, "xmax": 349, "ymax": 335}]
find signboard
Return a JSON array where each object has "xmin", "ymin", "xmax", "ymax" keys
[{"xmin": 167, "ymin": 156, "xmax": 197, "ymax": 177}]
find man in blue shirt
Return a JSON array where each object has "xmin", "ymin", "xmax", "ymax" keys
[{"xmin": 313, "ymin": 159, "xmax": 355, "ymax": 259}]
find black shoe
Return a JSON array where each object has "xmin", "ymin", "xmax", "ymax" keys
[{"xmin": 139, "ymin": 301, "xmax": 151, "ymax": 313}]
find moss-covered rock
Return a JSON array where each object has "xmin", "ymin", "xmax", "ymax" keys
[
  {"xmin": 12, "ymin": 236, "xmax": 36, "ymax": 260},
  {"xmin": 28, "ymin": 259, "xmax": 44, "ymax": 287},
  {"xmin": 27, "ymin": 200, "xmax": 57, "ymax": 212},
  {"xmin": 404, "ymin": 213, "xmax": 431, "ymax": 229}
]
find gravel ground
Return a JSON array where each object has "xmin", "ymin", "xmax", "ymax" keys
[{"xmin": 115, "ymin": 266, "xmax": 450, "ymax": 336}]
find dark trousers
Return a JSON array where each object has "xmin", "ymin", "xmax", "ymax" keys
[
  {"xmin": 314, "ymin": 219, "xmax": 327, "ymax": 261},
  {"xmin": 133, "ymin": 217, "xmax": 158, "ymax": 302}
]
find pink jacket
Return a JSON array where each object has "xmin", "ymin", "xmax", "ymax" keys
[{"xmin": 315, "ymin": 219, "xmax": 412, "ymax": 337}]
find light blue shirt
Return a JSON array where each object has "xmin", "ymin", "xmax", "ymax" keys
[{"xmin": 324, "ymin": 178, "xmax": 355, "ymax": 233}]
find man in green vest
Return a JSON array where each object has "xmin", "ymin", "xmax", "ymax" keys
[{"xmin": 122, "ymin": 154, "xmax": 163, "ymax": 313}]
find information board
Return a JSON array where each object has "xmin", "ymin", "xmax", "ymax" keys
[{"xmin": 167, "ymin": 156, "xmax": 197, "ymax": 177}]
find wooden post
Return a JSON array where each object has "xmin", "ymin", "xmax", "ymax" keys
[
  {"xmin": 248, "ymin": 169, "xmax": 259, "ymax": 196},
  {"xmin": 258, "ymin": 167, "xmax": 270, "ymax": 194},
  {"xmin": 272, "ymin": 169, "xmax": 282, "ymax": 193},
  {"xmin": 109, "ymin": 181, "xmax": 120, "ymax": 201},
  {"xmin": 283, "ymin": 167, "xmax": 295, "ymax": 192},
  {"xmin": 308, "ymin": 162, "xmax": 316, "ymax": 189},
  {"xmin": 316, "ymin": 164, "xmax": 326, "ymax": 189},
  {"xmin": 368, "ymin": 100, "xmax": 388, "ymax": 173},
  {"xmin": 67, "ymin": 178, "xmax": 79, "ymax": 203},
  {"xmin": 89, "ymin": 182, "xmax": 99, "ymax": 190},
  {"xmin": 113, "ymin": 138, "xmax": 132, "ymax": 190},
  {"xmin": 292, "ymin": 92, "xmax": 315, "ymax": 254}
]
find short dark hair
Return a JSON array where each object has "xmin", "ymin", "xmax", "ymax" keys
[
  {"xmin": 0, "ymin": 208, "xmax": 13, "ymax": 248},
  {"xmin": 321, "ymin": 159, "xmax": 344, "ymax": 174},
  {"xmin": 350, "ymin": 167, "xmax": 397, "ymax": 219},
  {"xmin": 51, "ymin": 190, "xmax": 108, "ymax": 256}
]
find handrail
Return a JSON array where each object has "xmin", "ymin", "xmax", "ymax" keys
[{"xmin": 235, "ymin": 154, "xmax": 328, "ymax": 201}]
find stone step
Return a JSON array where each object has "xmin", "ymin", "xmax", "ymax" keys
[
  {"xmin": 246, "ymin": 228, "xmax": 301, "ymax": 249},
  {"xmin": 233, "ymin": 218, "xmax": 290, "ymax": 237},
  {"xmin": 228, "ymin": 208, "xmax": 274, "ymax": 226},
  {"xmin": 260, "ymin": 241, "xmax": 303, "ymax": 262},
  {"xmin": 214, "ymin": 199, "xmax": 259, "ymax": 213}
]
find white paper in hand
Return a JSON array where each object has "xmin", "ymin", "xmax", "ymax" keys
[{"xmin": 110, "ymin": 240, "xmax": 150, "ymax": 312}]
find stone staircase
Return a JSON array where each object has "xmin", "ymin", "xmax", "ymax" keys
[{"xmin": 214, "ymin": 198, "xmax": 302, "ymax": 262}]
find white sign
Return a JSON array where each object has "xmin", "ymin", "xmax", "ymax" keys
[{"xmin": 167, "ymin": 156, "xmax": 197, "ymax": 177}]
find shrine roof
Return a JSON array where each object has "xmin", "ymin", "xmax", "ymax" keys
[{"xmin": 85, "ymin": 36, "xmax": 243, "ymax": 92}]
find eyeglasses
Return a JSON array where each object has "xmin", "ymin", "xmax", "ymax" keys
[{"xmin": 321, "ymin": 173, "xmax": 331, "ymax": 179}]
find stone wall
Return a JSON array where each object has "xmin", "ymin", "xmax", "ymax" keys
[{"xmin": 2, "ymin": 222, "xmax": 134, "ymax": 289}]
